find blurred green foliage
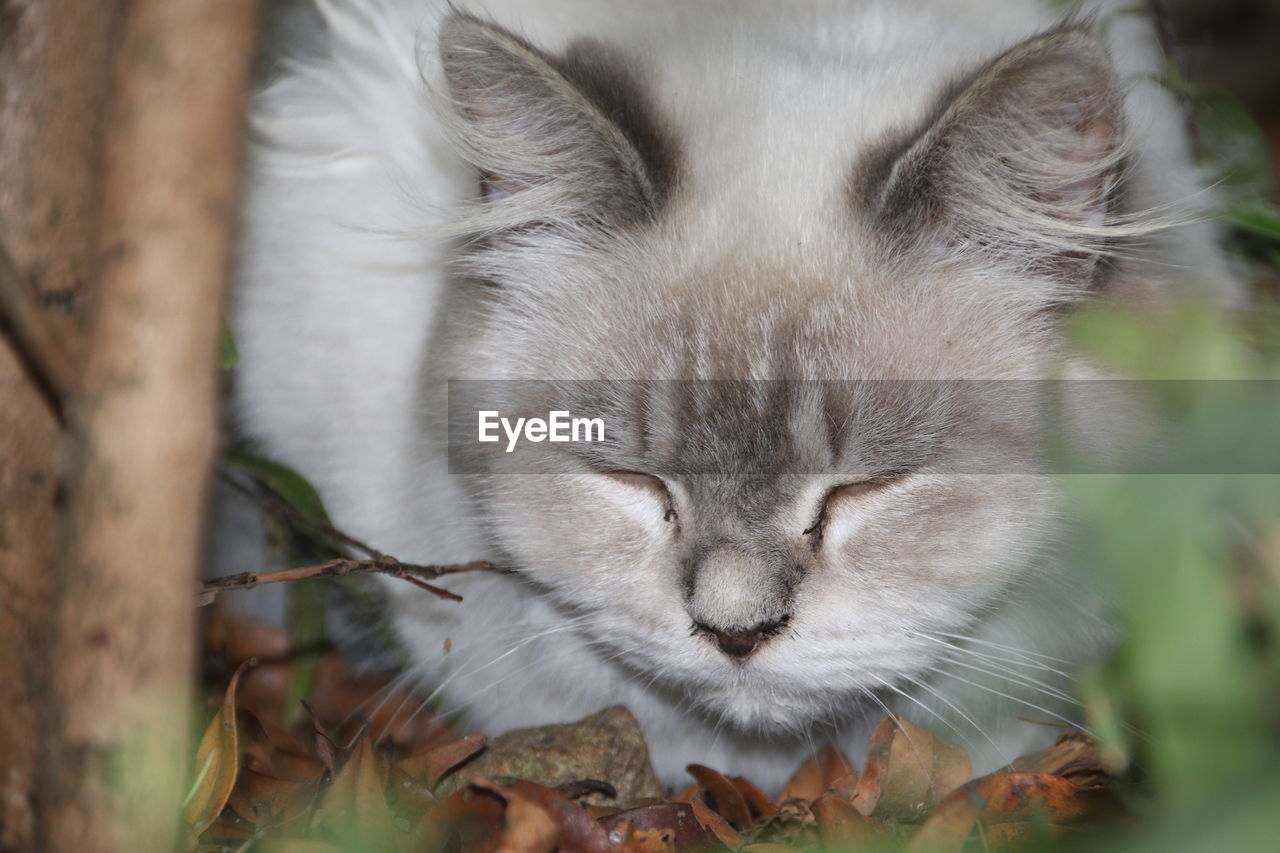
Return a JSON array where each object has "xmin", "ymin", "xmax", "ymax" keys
[
  {"xmin": 1044, "ymin": 60, "xmax": 1280, "ymax": 852},
  {"xmin": 1060, "ymin": 301, "xmax": 1280, "ymax": 851}
]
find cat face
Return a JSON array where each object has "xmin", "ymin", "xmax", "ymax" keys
[
  {"xmin": 451, "ymin": 269, "xmax": 1061, "ymax": 730},
  {"xmin": 434, "ymin": 13, "xmax": 1130, "ymax": 731}
]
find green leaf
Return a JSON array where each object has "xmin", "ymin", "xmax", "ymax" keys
[
  {"xmin": 1220, "ymin": 205, "xmax": 1280, "ymax": 243},
  {"xmin": 223, "ymin": 447, "xmax": 331, "ymax": 524}
]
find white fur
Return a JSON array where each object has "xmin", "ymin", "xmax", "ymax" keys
[{"xmin": 228, "ymin": 0, "xmax": 1238, "ymax": 787}]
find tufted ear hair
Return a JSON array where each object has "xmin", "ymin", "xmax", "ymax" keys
[
  {"xmin": 438, "ymin": 12, "xmax": 676, "ymax": 232},
  {"xmin": 865, "ymin": 28, "xmax": 1136, "ymax": 280}
]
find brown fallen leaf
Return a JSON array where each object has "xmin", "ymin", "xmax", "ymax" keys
[
  {"xmin": 730, "ymin": 774, "xmax": 779, "ymax": 819},
  {"xmin": 906, "ymin": 771, "xmax": 1104, "ymax": 853},
  {"xmin": 852, "ymin": 717, "xmax": 971, "ymax": 821},
  {"xmin": 397, "ymin": 731, "xmax": 487, "ymax": 789},
  {"xmin": 605, "ymin": 818, "xmax": 676, "ymax": 853},
  {"xmin": 686, "ymin": 764, "xmax": 753, "ymax": 827},
  {"xmin": 468, "ymin": 776, "xmax": 561, "ymax": 853},
  {"xmin": 423, "ymin": 785, "xmax": 508, "ymax": 853},
  {"xmin": 812, "ymin": 792, "xmax": 882, "ymax": 847},
  {"xmin": 689, "ymin": 795, "xmax": 746, "ymax": 848},
  {"xmin": 500, "ymin": 779, "xmax": 614, "ymax": 853},
  {"xmin": 310, "ymin": 726, "xmax": 395, "ymax": 839},
  {"xmin": 600, "ymin": 803, "xmax": 719, "ymax": 852},
  {"xmin": 499, "ymin": 794, "xmax": 559, "ymax": 853},
  {"xmin": 225, "ymin": 767, "xmax": 320, "ymax": 838},
  {"xmin": 1007, "ymin": 732, "xmax": 1110, "ymax": 789},
  {"xmin": 185, "ymin": 659, "xmax": 252, "ymax": 835},
  {"xmin": 780, "ymin": 745, "xmax": 858, "ymax": 803},
  {"xmin": 239, "ymin": 710, "xmax": 326, "ymax": 784}
]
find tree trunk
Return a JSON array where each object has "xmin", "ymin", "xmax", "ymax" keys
[
  {"xmin": 0, "ymin": 1, "xmax": 257, "ymax": 850},
  {"xmin": 0, "ymin": 2, "xmax": 119, "ymax": 847}
]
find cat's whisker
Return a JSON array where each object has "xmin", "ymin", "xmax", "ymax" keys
[
  {"xmin": 378, "ymin": 619, "xmax": 595, "ymax": 738},
  {"xmin": 339, "ymin": 661, "xmax": 430, "ymax": 740},
  {"xmin": 865, "ymin": 674, "xmax": 951, "ymax": 760},
  {"xmin": 928, "ymin": 667, "xmax": 1095, "ymax": 739},
  {"xmin": 432, "ymin": 639, "xmax": 642, "ymax": 723},
  {"xmin": 924, "ymin": 631, "xmax": 1074, "ymax": 666},
  {"xmin": 883, "ymin": 672, "xmax": 998, "ymax": 757},
  {"xmin": 932, "ymin": 651, "xmax": 1076, "ymax": 707},
  {"xmin": 910, "ymin": 633, "xmax": 1077, "ymax": 703},
  {"xmin": 912, "ymin": 631, "xmax": 1075, "ymax": 681}
]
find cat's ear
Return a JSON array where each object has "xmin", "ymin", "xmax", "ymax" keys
[
  {"xmin": 866, "ymin": 28, "xmax": 1128, "ymax": 274},
  {"xmin": 438, "ymin": 13, "xmax": 674, "ymax": 228}
]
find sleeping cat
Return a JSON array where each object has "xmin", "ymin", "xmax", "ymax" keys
[{"xmin": 228, "ymin": 0, "xmax": 1238, "ymax": 786}]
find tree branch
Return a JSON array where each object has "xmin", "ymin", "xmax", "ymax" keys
[{"xmin": 198, "ymin": 559, "xmax": 501, "ymax": 607}]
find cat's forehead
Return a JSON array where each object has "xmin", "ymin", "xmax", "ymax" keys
[
  {"xmin": 541, "ymin": 376, "xmax": 957, "ymax": 484},
  {"xmin": 534, "ymin": 243, "xmax": 1047, "ymax": 384}
]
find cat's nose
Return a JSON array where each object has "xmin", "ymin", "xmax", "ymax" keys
[{"xmin": 693, "ymin": 616, "xmax": 790, "ymax": 660}]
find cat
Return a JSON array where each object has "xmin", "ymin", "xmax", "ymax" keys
[{"xmin": 227, "ymin": 0, "xmax": 1239, "ymax": 787}]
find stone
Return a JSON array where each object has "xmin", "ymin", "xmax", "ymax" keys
[{"xmin": 438, "ymin": 705, "xmax": 663, "ymax": 806}]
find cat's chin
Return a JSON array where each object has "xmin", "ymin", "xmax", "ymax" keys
[{"xmin": 691, "ymin": 682, "xmax": 872, "ymax": 734}]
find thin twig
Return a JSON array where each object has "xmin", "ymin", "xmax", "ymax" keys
[
  {"xmin": 0, "ymin": 235, "xmax": 75, "ymax": 421},
  {"xmin": 197, "ymin": 558, "xmax": 499, "ymax": 607}
]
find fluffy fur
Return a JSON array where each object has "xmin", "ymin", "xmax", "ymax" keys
[{"xmin": 228, "ymin": 0, "xmax": 1239, "ymax": 786}]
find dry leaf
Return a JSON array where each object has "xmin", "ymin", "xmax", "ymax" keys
[
  {"xmin": 239, "ymin": 711, "xmax": 326, "ymax": 783},
  {"xmin": 853, "ymin": 717, "xmax": 971, "ymax": 820},
  {"xmin": 812, "ymin": 792, "xmax": 881, "ymax": 847},
  {"xmin": 686, "ymin": 764, "xmax": 752, "ymax": 827},
  {"xmin": 423, "ymin": 785, "xmax": 508, "ymax": 853},
  {"xmin": 689, "ymin": 795, "xmax": 745, "ymax": 848},
  {"xmin": 907, "ymin": 772, "xmax": 1103, "ymax": 853},
  {"xmin": 185, "ymin": 660, "xmax": 251, "ymax": 834},
  {"xmin": 311, "ymin": 727, "xmax": 394, "ymax": 836},
  {"xmin": 1007, "ymin": 732, "xmax": 1109, "ymax": 789},
  {"xmin": 500, "ymin": 779, "xmax": 614, "ymax": 853},
  {"xmin": 467, "ymin": 776, "xmax": 561, "ymax": 853},
  {"xmin": 780, "ymin": 745, "xmax": 858, "ymax": 803},
  {"xmin": 225, "ymin": 767, "xmax": 320, "ymax": 837},
  {"xmin": 497, "ymin": 794, "xmax": 559, "ymax": 853},
  {"xmin": 730, "ymin": 774, "xmax": 779, "ymax": 819},
  {"xmin": 397, "ymin": 732, "xmax": 487, "ymax": 788},
  {"xmin": 600, "ymin": 803, "xmax": 718, "ymax": 852}
]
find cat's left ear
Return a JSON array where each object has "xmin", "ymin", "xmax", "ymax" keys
[
  {"xmin": 438, "ymin": 12, "xmax": 676, "ymax": 230},
  {"xmin": 864, "ymin": 28, "xmax": 1127, "ymax": 275}
]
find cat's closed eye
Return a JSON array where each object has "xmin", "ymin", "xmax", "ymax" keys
[
  {"xmin": 804, "ymin": 479, "xmax": 896, "ymax": 543},
  {"xmin": 606, "ymin": 470, "xmax": 677, "ymax": 522}
]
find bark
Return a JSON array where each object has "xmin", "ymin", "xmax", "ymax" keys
[
  {"xmin": 0, "ymin": 2, "xmax": 118, "ymax": 848},
  {"xmin": 30, "ymin": 1, "xmax": 257, "ymax": 850}
]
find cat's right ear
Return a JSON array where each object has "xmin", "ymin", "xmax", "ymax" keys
[
  {"xmin": 438, "ymin": 13, "xmax": 675, "ymax": 230},
  {"xmin": 861, "ymin": 28, "xmax": 1132, "ymax": 280}
]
